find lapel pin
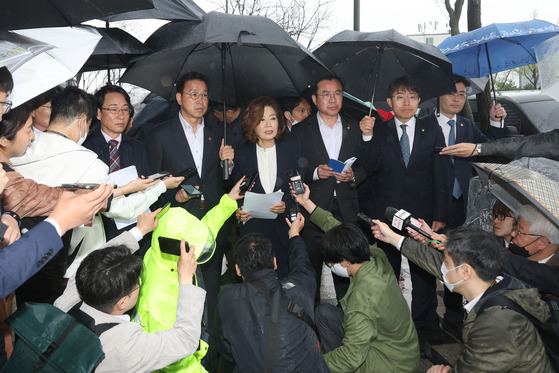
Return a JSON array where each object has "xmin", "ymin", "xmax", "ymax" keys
[
  {"xmin": 208, "ymin": 137, "xmax": 212, "ymax": 141},
  {"xmin": 421, "ymin": 128, "xmax": 425, "ymax": 132}
]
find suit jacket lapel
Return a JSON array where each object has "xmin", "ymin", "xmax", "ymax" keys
[
  {"xmin": 171, "ymin": 117, "xmax": 197, "ymax": 173},
  {"xmin": 338, "ymin": 116, "xmax": 350, "ymax": 161},
  {"xmin": 387, "ymin": 119, "xmax": 405, "ymax": 167},
  {"xmin": 201, "ymin": 123, "xmax": 217, "ymax": 179},
  {"xmin": 309, "ymin": 117, "xmax": 330, "ymax": 161}
]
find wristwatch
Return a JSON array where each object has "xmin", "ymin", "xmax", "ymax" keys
[
  {"xmin": 2, "ymin": 210, "xmax": 21, "ymax": 226},
  {"xmin": 476, "ymin": 143, "xmax": 482, "ymax": 155}
]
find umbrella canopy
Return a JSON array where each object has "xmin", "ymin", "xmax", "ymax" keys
[
  {"xmin": 0, "ymin": 31, "xmax": 53, "ymax": 71},
  {"xmin": 102, "ymin": 0, "xmax": 204, "ymax": 22},
  {"xmin": 473, "ymin": 162, "xmax": 559, "ymax": 228},
  {"xmin": 438, "ymin": 20, "xmax": 559, "ymax": 78},
  {"xmin": 80, "ymin": 27, "xmax": 151, "ymax": 72},
  {"xmin": 314, "ymin": 29, "xmax": 456, "ymax": 111},
  {"xmin": 0, "ymin": 0, "xmax": 154, "ymax": 31},
  {"xmin": 536, "ymin": 34, "xmax": 559, "ymax": 103},
  {"xmin": 10, "ymin": 27, "xmax": 102, "ymax": 108},
  {"xmin": 120, "ymin": 11, "xmax": 331, "ymax": 105}
]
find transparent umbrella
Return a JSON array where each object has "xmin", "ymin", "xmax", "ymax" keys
[{"xmin": 536, "ymin": 34, "xmax": 559, "ymax": 103}]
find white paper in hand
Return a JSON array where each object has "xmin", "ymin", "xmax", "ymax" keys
[{"xmin": 243, "ymin": 191, "xmax": 284, "ymax": 220}]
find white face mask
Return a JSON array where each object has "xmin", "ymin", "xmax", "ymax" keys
[
  {"xmin": 440, "ymin": 262, "xmax": 463, "ymax": 292},
  {"xmin": 77, "ymin": 118, "xmax": 88, "ymax": 145},
  {"xmin": 330, "ymin": 263, "xmax": 350, "ymax": 278}
]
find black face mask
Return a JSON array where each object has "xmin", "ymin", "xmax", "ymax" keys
[{"xmin": 508, "ymin": 243, "xmax": 531, "ymax": 258}]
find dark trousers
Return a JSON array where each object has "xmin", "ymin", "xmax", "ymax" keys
[
  {"xmin": 378, "ymin": 240, "xmax": 439, "ymax": 335},
  {"xmin": 315, "ymin": 303, "xmax": 345, "ymax": 353}
]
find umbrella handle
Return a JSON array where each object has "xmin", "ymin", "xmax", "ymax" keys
[{"xmin": 222, "ymin": 160, "xmax": 230, "ymax": 179}]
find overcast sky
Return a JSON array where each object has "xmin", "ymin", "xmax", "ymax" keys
[{"xmin": 191, "ymin": 0, "xmax": 559, "ymax": 47}]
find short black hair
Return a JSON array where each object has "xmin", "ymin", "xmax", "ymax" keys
[
  {"xmin": 28, "ymin": 87, "xmax": 62, "ymax": 111},
  {"xmin": 311, "ymin": 75, "xmax": 343, "ymax": 96},
  {"xmin": 50, "ymin": 86, "xmax": 96, "ymax": 125},
  {"xmin": 76, "ymin": 245, "xmax": 143, "ymax": 314},
  {"xmin": 445, "ymin": 226, "xmax": 503, "ymax": 282},
  {"xmin": 321, "ymin": 223, "xmax": 371, "ymax": 264},
  {"xmin": 0, "ymin": 103, "xmax": 32, "ymax": 143},
  {"xmin": 235, "ymin": 233, "xmax": 275, "ymax": 276},
  {"xmin": 387, "ymin": 75, "xmax": 421, "ymax": 98},
  {"xmin": 452, "ymin": 74, "xmax": 471, "ymax": 88},
  {"xmin": 277, "ymin": 96, "xmax": 306, "ymax": 114},
  {"xmin": 0, "ymin": 67, "xmax": 13, "ymax": 94},
  {"xmin": 176, "ymin": 72, "xmax": 208, "ymax": 94},
  {"xmin": 94, "ymin": 84, "xmax": 134, "ymax": 118}
]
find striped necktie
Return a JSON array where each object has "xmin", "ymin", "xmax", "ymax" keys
[{"xmin": 108, "ymin": 139, "xmax": 120, "ymax": 172}]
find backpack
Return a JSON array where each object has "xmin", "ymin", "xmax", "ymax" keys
[
  {"xmin": 477, "ymin": 295, "xmax": 559, "ymax": 372},
  {"xmin": 1, "ymin": 302, "xmax": 116, "ymax": 373}
]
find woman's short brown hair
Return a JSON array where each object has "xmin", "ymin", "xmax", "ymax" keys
[{"xmin": 241, "ymin": 96, "xmax": 285, "ymax": 143}]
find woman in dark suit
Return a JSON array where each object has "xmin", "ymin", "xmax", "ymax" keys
[{"xmin": 233, "ymin": 96, "xmax": 303, "ymax": 278}]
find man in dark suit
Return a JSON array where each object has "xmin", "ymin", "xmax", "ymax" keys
[
  {"xmin": 289, "ymin": 75, "xmax": 368, "ymax": 299},
  {"xmin": 360, "ymin": 75, "xmax": 448, "ymax": 355},
  {"xmin": 146, "ymin": 72, "xmax": 233, "ymax": 369},
  {"xmin": 421, "ymin": 75, "xmax": 507, "ymax": 229},
  {"xmin": 84, "ymin": 85, "xmax": 152, "ymax": 241},
  {"xmin": 84, "ymin": 85, "xmax": 151, "ymax": 178},
  {"xmin": 420, "ymin": 75, "xmax": 507, "ymax": 338}
]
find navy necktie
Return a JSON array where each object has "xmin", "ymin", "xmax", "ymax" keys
[
  {"xmin": 400, "ymin": 124, "xmax": 410, "ymax": 167},
  {"xmin": 448, "ymin": 120, "xmax": 462, "ymax": 198}
]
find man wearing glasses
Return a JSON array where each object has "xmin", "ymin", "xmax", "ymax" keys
[
  {"xmin": 289, "ymin": 75, "xmax": 368, "ymax": 301},
  {"xmin": 147, "ymin": 72, "xmax": 234, "ymax": 364},
  {"xmin": 512, "ymin": 205, "xmax": 559, "ymax": 266},
  {"xmin": 84, "ymin": 85, "xmax": 150, "ymax": 179},
  {"xmin": 420, "ymin": 74, "xmax": 508, "ymax": 340},
  {"xmin": 83, "ymin": 85, "xmax": 152, "ymax": 241},
  {"xmin": 359, "ymin": 75, "xmax": 448, "ymax": 357}
]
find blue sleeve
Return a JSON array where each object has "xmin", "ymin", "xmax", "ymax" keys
[{"xmin": 0, "ymin": 221, "xmax": 63, "ymax": 298}]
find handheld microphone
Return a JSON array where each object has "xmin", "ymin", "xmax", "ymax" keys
[{"xmin": 384, "ymin": 207, "xmax": 433, "ymax": 240}]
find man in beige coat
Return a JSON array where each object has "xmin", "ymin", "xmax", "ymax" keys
[{"xmin": 55, "ymin": 212, "xmax": 205, "ymax": 372}]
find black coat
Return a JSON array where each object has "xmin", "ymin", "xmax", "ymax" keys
[
  {"xmin": 420, "ymin": 112, "xmax": 506, "ymax": 211},
  {"xmin": 83, "ymin": 127, "xmax": 151, "ymax": 177},
  {"xmin": 361, "ymin": 117, "xmax": 449, "ymax": 224},
  {"xmin": 147, "ymin": 115, "xmax": 224, "ymax": 219},
  {"xmin": 288, "ymin": 114, "xmax": 367, "ymax": 224},
  {"xmin": 215, "ymin": 236, "xmax": 329, "ymax": 373},
  {"xmin": 231, "ymin": 141, "xmax": 303, "ymax": 278}
]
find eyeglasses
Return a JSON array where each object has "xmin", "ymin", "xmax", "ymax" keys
[
  {"xmin": 1, "ymin": 100, "xmax": 12, "ymax": 114},
  {"xmin": 449, "ymin": 92, "xmax": 467, "ymax": 99},
  {"xmin": 317, "ymin": 91, "xmax": 343, "ymax": 101},
  {"xmin": 391, "ymin": 94, "xmax": 419, "ymax": 102},
  {"xmin": 512, "ymin": 226, "xmax": 544, "ymax": 238},
  {"xmin": 493, "ymin": 214, "xmax": 514, "ymax": 221},
  {"xmin": 101, "ymin": 106, "xmax": 132, "ymax": 115},
  {"xmin": 294, "ymin": 107, "xmax": 312, "ymax": 115},
  {"xmin": 181, "ymin": 91, "xmax": 209, "ymax": 100}
]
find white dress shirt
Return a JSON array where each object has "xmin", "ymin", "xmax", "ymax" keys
[
  {"xmin": 256, "ymin": 144, "xmax": 277, "ymax": 194},
  {"xmin": 313, "ymin": 113, "xmax": 342, "ymax": 181},
  {"xmin": 395, "ymin": 116, "xmax": 416, "ymax": 154},
  {"xmin": 178, "ymin": 113, "xmax": 204, "ymax": 177}
]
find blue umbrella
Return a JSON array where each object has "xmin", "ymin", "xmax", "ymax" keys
[{"xmin": 438, "ymin": 20, "xmax": 559, "ymax": 101}]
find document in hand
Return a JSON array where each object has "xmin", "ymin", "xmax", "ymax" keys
[
  {"xmin": 328, "ymin": 157, "xmax": 357, "ymax": 175},
  {"xmin": 243, "ymin": 191, "xmax": 284, "ymax": 220}
]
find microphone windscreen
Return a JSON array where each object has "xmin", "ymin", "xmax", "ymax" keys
[{"xmin": 385, "ymin": 206, "xmax": 398, "ymax": 221}]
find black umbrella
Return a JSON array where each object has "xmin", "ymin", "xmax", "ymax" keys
[
  {"xmin": 80, "ymin": 27, "xmax": 151, "ymax": 73},
  {"xmin": 0, "ymin": 0, "xmax": 154, "ymax": 30},
  {"xmin": 102, "ymin": 0, "xmax": 204, "ymax": 22},
  {"xmin": 314, "ymin": 29, "xmax": 456, "ymax": 113},
  {"xmin": 121, "ymin": 12, "xmax": 330, "ymax": 177}
]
